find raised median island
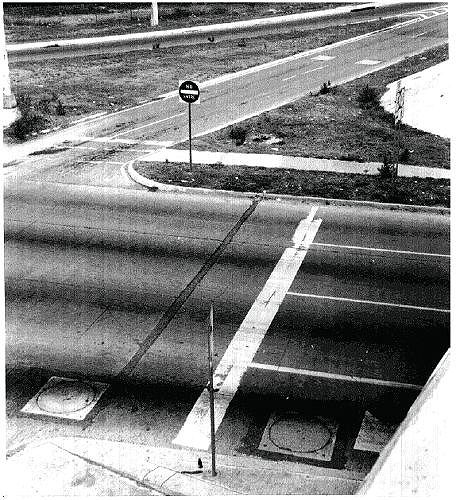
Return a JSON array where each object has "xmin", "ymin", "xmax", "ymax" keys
[{"xmin": 132, "ymin": 159, "xmax": 449, "ymax": 208}]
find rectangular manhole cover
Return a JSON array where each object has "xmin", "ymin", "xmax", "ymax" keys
[
  {"xmin": 259, "ymin": 411, "xmax": 338, "ymax": 461},
  {"xmin": 21, "ymin": 377, "xmax": 109, "ymax": 421},
  {"xmin": 354, "ymin": 411, "xmax": 399, "ymax": 453}
]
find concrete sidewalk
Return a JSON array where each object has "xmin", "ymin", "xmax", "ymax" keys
[
  {"xmin": 5, "ymin": 437, "xmax": 364, "ymax": 496},
  {"xmin": 136, "ymin": 148, "xmax": 451, "ymax": 179}
]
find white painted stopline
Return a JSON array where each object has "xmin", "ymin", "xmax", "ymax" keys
[
  {"xmin": 311, "ymin": 242, "xmax": 450, "ymax": 259},
  {"xmin": 173, "ymin": 208, "xmax": 322, "ymax": 450},
  {"xmin": 248, "ymin": 362, "xmax": 423, "ymax": 391},
  {"xmin": 286, "ymin": 292, "xmax": 450, "ymax": 313},
  {"xmin": 108, "ymin": 112, "xmax": 185, "ymax": 139}
]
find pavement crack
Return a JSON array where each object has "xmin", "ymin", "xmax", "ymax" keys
[
  {"xmin": 82, "ymin": 197, "xmax": 261, "ymax": 427},
  {"xmin": 117, "ymin": 197, "xmax": 261, "ymax": 379}
]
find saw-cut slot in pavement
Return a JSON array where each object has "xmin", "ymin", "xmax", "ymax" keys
[{"xmin": 81, "ymin": 197, "xmax": 261, "ymax": 427}]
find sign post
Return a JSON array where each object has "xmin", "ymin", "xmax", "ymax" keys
[{"xmin": 178, "ymin": 80, "xmax": 200, "ymax": 172}]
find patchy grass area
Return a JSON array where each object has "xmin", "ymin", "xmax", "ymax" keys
[
  {"xmin": 4, "ymin": 3, "xmax": 345, "ymax": 43},
  {"xmin": 135, "ymin": 160, "xmax": 450, "ymax": 207},
  {"xmin": 6, "ymin": 17, "xmax": 399, "ymax": 142},
  {"xmin": 183, "ymin": 45, "xmax": 450, "ymax": 169}
]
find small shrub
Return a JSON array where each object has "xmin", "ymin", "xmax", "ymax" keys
[
  {"xmin": 55, "ymin": 99, "xmax": 66, "ymax": 115},
  {"xmin": 9, "ymin": 112, "xmax": 48, "ymax": 140},
  {"xmin": 378, "ymin": 154, "xmax": 396, "ymax": 179},
  {"xmin": 398, "ymin": 148, "xmax": 411, "ymax": 162},
  {"xmin": 229, "ymin": 125, "xmax": 248, "ymax": 146},
  {"xmin": 357, "ymin": 84, "xmax": 380, "ymax": 109},
  {"xmin": 319, "ymin": 81, "xmax": 331, "ymax": 95}
]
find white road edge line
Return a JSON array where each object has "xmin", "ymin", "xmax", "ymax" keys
[
  {"xmin": 311, "ymin": 242, "xmax": 450, "ymax": 258},
  {"xmin": 108, "ymin": 112, "xmax": 184, "ymax": 139},
  {"xmin": 287, "ymin": 292, "xmax": 450, "ymax": 313},
  {"xmin": 173, "ymin": 208, "xmax": 322, "ymax": 450},
  {"xmin": 248, "ymin": 362, "xmax": 423, "ymax": 391}
]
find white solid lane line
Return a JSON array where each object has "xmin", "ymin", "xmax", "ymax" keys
[
  {"xmin": 249, "ymin": 362, "xmax": 423, "ymax": 391},
  {"xmin": 286, "ymin": 292, "xmax": 450, "ymax": 313},
  {"xmin": 173, "ymin": 208, "xmax": 322, "ymax": 450},
  {"xmin": 311, "ymin": 242, "xmax": 450, "ymax": 258},
  {"xmin": 108, "ymin": 112, "xmax": 185, "ymax": 139}
]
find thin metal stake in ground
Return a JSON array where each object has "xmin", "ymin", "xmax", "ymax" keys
[{"xmin": 207, "ymin": 303, "xmax": 217, "ymax": 477}]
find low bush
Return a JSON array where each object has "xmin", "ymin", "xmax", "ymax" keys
[
  {"xmin": 7, "ymin": 93, "xmax": 51, "ymax": 140},
  {"xmin": 398, "ymin": 148, "xmax": 411, "ymax": 162},
  {"xmin": 229, "ymin": 125, "xmax": 248, "ymax": 146},
  {"xmin": 9, "ymin": 111, "xmax": 48, "ymax": 140},
  {"xmin": 319, "ymin": 81, "xmax": 332, "ymax": 95},
  {"xmin": 357, "ymin": 84, "xmax": 380, "ymax": 108},
  {"xmin": 378, "ymin": 154, "xmax": 397, "ymax": 179}
]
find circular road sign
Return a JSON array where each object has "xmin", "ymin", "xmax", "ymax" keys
[{"xmin": 179, "ymin": 80, "xmax": 200, "ymax": 104}]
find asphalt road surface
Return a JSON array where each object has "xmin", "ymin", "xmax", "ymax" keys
[
  {"xmin": 4, "ymin": 2, "xmax": 449, "ymax": 478},
  {"xmin": 5, "ymin": 182, "xmax": 450, "ymax": 465}
]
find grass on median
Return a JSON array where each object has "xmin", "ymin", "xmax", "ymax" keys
[
  {"xmin": 134, "ymin": 161, "xmax": 450, "ymax": 207},
  {"xmin": 182, "ymin": 45, "xmax": 450, "ymax": 170}
]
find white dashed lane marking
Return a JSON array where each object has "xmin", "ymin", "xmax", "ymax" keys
[
  {"xmin": 286, "ymin": 292, "xmax": 450, "ymax": 313},
  {"xmin": 303, "ymin": 65, "xmax": 328, "ymax": 74},
  {"xmin": 173, "ymin": 208, "xmax": 322, "ymax": 450},
  {"xmin": 311, "ymin": 55, "xmax": 335, "ymax": 61},
  {"xmin": 355, "ymin": 59, "xmax": 382, "ymax": 65},
  {"xmin": 282, "ymin": 75, "xmax": 297, "ymax": 81}
]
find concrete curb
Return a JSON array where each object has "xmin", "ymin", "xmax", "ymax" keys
[
  {"xmin": 6, "ymin": 436, "xmax": 363, "ymax": 496},
  {"xmin": 127, "ymin": 160, "xmax": 450, "ymax": 215}
]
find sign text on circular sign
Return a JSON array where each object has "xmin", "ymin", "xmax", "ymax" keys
[{"xmin": 179, "ymin": 80, "xmax": 200, "ymax": 104}]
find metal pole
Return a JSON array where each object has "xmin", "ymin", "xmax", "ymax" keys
[
  {"xmin": 207, "ymin": 303, "xmax": 217, "ymax": 476},
  {"xmin": 150, "ymin": 1, "xmax": 159, "ymax": 26},
  {"xmin": 188, "ymin": 102, "xmax": 192, "ymax": 170}
]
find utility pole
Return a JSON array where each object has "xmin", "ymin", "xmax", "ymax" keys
[
  {"xmin": 150, "ymin": 1, "xmax": 158, "ymax": 27},
  {"xmin": 1, "ymin": 2, "xmax": 17, "ymax": 124},
  {"xmin": 394, "ymin": 80, "xmax": 406, "ymax": 178}
]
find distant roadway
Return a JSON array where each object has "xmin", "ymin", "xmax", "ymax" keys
[{"xmin": 4, "ymin": 5, "xmax": 448, "ymax": 163}]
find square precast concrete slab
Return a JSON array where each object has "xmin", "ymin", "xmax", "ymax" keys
[
  {"xmin": 259, "ymin": 411, "xmax": 338, "ymax": 461},
  {"xmin": 21, "ymin": 376, "xmax": 109, "ymax": 421},
  {"xmin": 354, "ymin": 411, "xmax": 399, "ymax": 453}
]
